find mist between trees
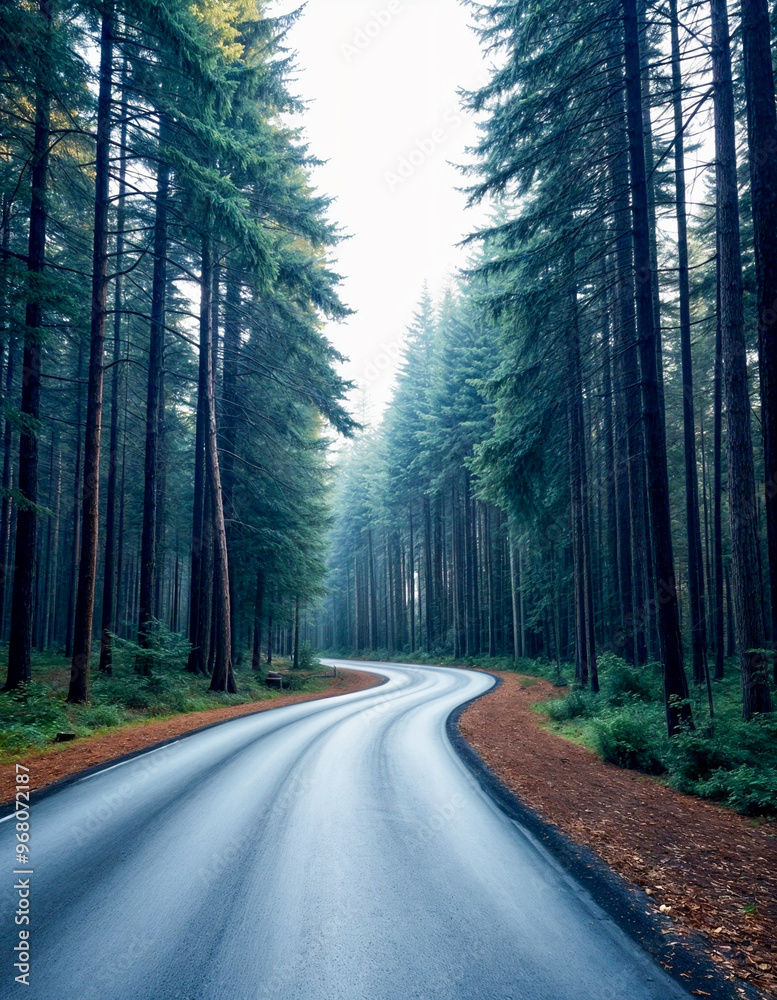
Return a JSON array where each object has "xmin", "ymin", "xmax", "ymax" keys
[{"xmin": 312, "ymin": 0, "xmax": 777, "ymax": 741}]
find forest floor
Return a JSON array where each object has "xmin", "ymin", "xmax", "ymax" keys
[
  {"xmin": 0, "ymin": 667, "xmax": 381, "ymax": 806},
  {"xmin": 460, "ymin": 671, "xmax": 777, "ymax": 999}
]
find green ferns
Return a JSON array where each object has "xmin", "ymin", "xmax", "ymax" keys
[{"xmin": 543, "ymin": 656, "xmax": 777, "ymax": 816}]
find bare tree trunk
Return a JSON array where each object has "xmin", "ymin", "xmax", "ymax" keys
[
  {"xmin": 714, "ymin": 298, "xmax": 726, "ymax": 679},
  {"xmin": 601, "ymin": 270, "xmax": 620, "ymax": 636},
  {"xmin": 221, "ymin": 271, "xmax": 240, "ymax": 644},
  {"xmin": 65, "ymin": 341, "xmax": 83, "ymax": 657},
  {"xmin": 67, "ymin": 8, "xmax": 113, "ymax": 703},
  {"xmin": 36, "ymin": 434, "xmax": 55, "ymax": 649},
  {"xmin": 710, "ymin": 0, "xmax": 771, "ymax": 717},
  {"xmin": 154, "ymin": 347, "xmax": 167, "ymax": 623},
  {"xmin": 671, "ymin": 0, "xmax": 708, "ymax": 691},
  {"xmin": 423, "ymin": 495, "xmax": 434, "ymax": 650},
  {"xmin": 292, "ymin": 596, "xmax": 300, "ymax": 669},
  {"xmin": 187, "ymin": 257, "xmax": 210, "ymax": 675},
  {"xmin": 45, "ymin": 440, "xmax": 61, "ymax": 649},
  {"xmin": 137, "ymin": 146, "xmax": 170, "ymax": 665},
  {"xmin": 252, "ymin": 568, "xmax": 264, "ymax": 670},
  {"xmin": 99, "ymin": 57, "xmax": 129, "ymax": 675},
  {"xmin": 408, "ymin": 506, "xmax": 416, "ymax": 652},
  {"xmin": 567, "ymin": 275, "xmax": 596, "ymax": 689},
  {"xmin": 741, "ymin": 0, "xmax": 777, "ymax": 667},
  {"xmin": 368, "ymin": 527, "xmax": 378, "ymax": 650},
  {"xmin": 172, "ymin": 547, "xmax": 180, "ymax": 634},
  {"xmin": 607, "ymin": 41, "xmax": 641, "ymax": 666},
  {"xmin": 622, "ymin": 0, "xmax": 692, "ymax": 733},
  {"xmin": 201, "ymin": 231, "xmax": 234, "ymax": 693},
  {"xmin": 0, "ymin": 336, "xmax": 15, "ymax": 641},
  {"xmin": 4, "ymin": 0, "xmax": 51, "ymax": 690}
]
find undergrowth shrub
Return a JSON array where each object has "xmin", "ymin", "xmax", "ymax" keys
[
  {"xmin": 81, "ymin": 705, "xmax": 126, "ymax": 729},
  {"xmin": 545, "ymin": 690, "xmax": 591, "ymax": 722},
  {"xmin": 664, "ymin": 725, "xmax": 744, "ymax": 791},
  {"xmin": 663, "ymin": 715, "xmax": 777, "ymax": 814},
  {"xmin": 0, "ymin": 724, "xmax": 51, "ymax": 754},
  {"xmin": 296, "ymin": 643, "xmax": 319, "ymax": 671},
  {"xmin": 586, "ymin": 708, "xmax": 667, "ymax": 774},
  {"xmin": 699, "ymin": 766, "xmax": 777, "ymax": 815},
  {"xmin": 0, "ymin": 682, "xmax": 71, "ymax": 750},
  {"xmin": 109, "ymin": 619, "xmax": 191, "ymax": 675},
  {"xmin": 597, "ymin": 653, "xmax": 659, "ymax": 705}
]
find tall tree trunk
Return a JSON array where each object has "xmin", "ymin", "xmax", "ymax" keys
[
  {"xmin": 0, "ymin": 336, "xmax": 15, "ymax": 641},
  {"xmin": 726, "ymin": 563, "xmax": 736, "ymax": 657},
  {"xmin": 187, "ymin": 255, "xmax": 210, "ymax": 675},
  {"xmin": 488, "ymin": 509, "xmax": 497, "ymax": 657},
  {"xmin": 368, "ymin": 527, "xmax": 378, "ymax": 650},
  {"xmin": 221, "ymin": 271, "xmax": 240, "ymax": 644},
  {"xmin": 638, "ymin": 0, "xmax": 664, "ymax": 412},
  {"xmin": 741, "ymin": 0, "xmax": 777, "ymax": 664},
  {"xmin": 115, "ymin": 347, "xmax": 129, "ymax": 639},
  {"xmin": 137, "ymin": 145, "xmax": 170, "ymax": 665},
  {"xmin": 710, "ymin": 0, "xmax": 772, "ymax": 717},
  {"xmin": 450, "ymin": 488, "xmax": 460, "ymax": 658},
  {"xmin": 408, "ymin": 506, "xmax": 416, "ymax": 651},
  {"xmin": 67, "ymin": 9, "xmax": 113, "ymax": 703},
  {"xmin": 293, "ymin": 596, "xmax": 300, "ymax": 669},
  {"xmin": 601, "ymin": 271, "xmax": 620, "ymax": 636},
  {"xmin": 509, "ymin": 534, "xmax": 519, "ymax": 664},
  {"xmin": 45, "ymin": 440, "xmax": 61, "ymax": 649},
  {"xmin": 607, "ymin": 42, "xmax": 641, "ymax": 666},
  {"xmin": 98, "ymin": 57, "xmax": 129, "ymax": 675},
  {"xmin": 65, "ymin": 340, "xmax": 83, "ymax": 657},
  {"xmin": 622, "ymin": 0, "xmax": 692, "ymax": 733},
  {"xmin": 423, "ymin": 495, "xmax": 434, "ymax": 650},
  {"xmin": 252, "ymin": 568, "xmax": 264, "ymax": 670},
  {"xmin": 0, "ymin": 201, "xmax": 11, "ymax": 641},
  {"xmin": 714, "ymin": 302, "xmax": 726, "ymax": 679},
  {"xmin": 4, "ymin": 0, "xmax": 51, "ymax": 690},
  {"xmin": 172, "ymin": 547, "xmax": 180, "ymax": 634},
  {"xmin": 154, "ymin": 343, "xmax": 167, "ymax": 622},
  {"xmin": 671, "ymin": 0, "xmax": 708, "ymax": 689},
  {"xmin": 36, "ymin": 434, "xmax": 56, "ymax": 649},
  {"xmin": 567, "ymin": 275, "xmax": 596, "ymax": 689},
  {"xmin": 700, "ymin": 411, "xmax": 713, "ymax": 634},
  {"xmin": 201, "ymin": 230, "xmax": 234, "ymax": 693}
]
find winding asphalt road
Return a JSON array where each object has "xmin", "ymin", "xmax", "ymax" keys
[{"xmin": 0, "ymin": 660, "xmax": 692, "ymax": 1000}]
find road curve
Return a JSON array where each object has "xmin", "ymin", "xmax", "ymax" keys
[{"xmin": 0, "ymin": 660, "xmax": 691, "ymax": 1000}]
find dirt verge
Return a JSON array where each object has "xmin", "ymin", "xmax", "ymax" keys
[
  {"xmin": 0, "ymin": 668, "xmax": 381, "ymax": 806},
  {"xmin": 459, "ymin": 671, "xmax": 777, "ymax": 1000}
]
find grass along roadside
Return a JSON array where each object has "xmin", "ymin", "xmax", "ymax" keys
[
  {"xmin": 539, "ymin": 653, "xmax": 777, "ymax": 817},
  {"xmin": 0, "ymin": 637, "xmax": 335, "ymax": 764}
]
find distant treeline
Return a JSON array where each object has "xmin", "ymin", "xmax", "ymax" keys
[{"xmin": 319, "ymin": 0, "xmax": 777, "ymax": 734}]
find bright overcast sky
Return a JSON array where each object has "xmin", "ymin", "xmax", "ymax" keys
[{"xmin": 270, "ymin": 0, "xmax": 490, "ymax": 424}]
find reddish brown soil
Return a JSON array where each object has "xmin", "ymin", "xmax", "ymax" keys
[
  {"xmin": 459, "ymin": 672, "xmax": 777, "ymax": 998},
  {"xmin": 0, "ymin": 669, "xmax": 380, "ymax": 806}
]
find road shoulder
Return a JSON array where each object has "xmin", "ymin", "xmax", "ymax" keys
[{"xmin": 451, "ymin": 670, "xmax": 776, "ymax": 1000}]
